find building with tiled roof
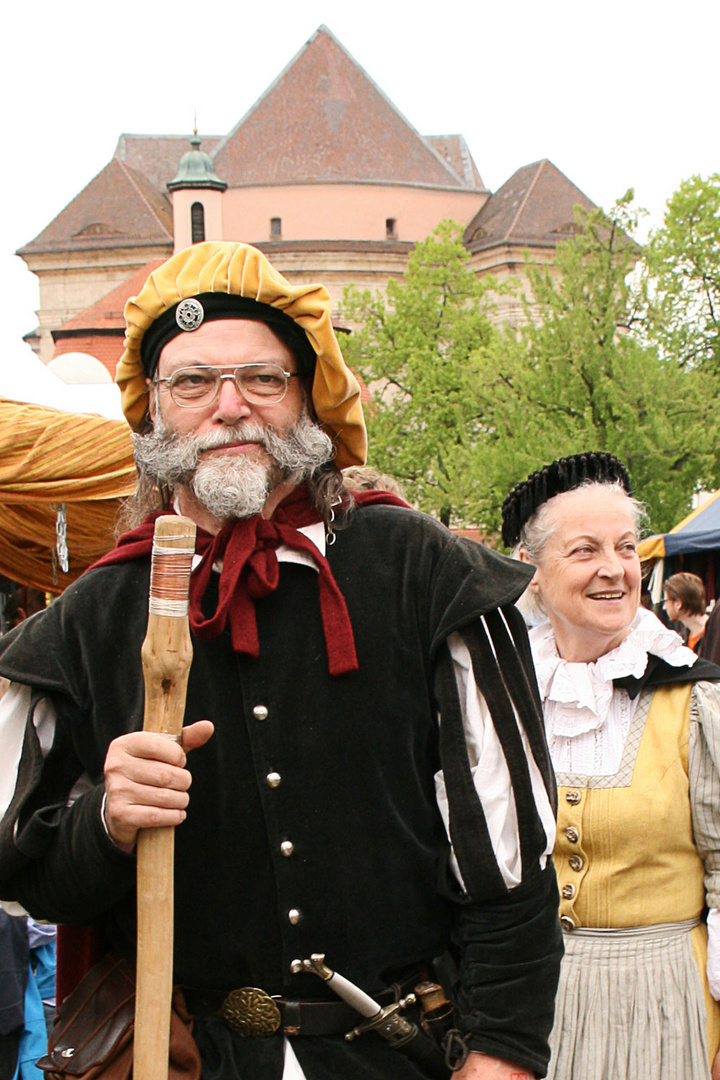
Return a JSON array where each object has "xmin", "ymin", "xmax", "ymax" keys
[
  {"xmin": 51, "ymin": 261, "xmax": 164, "ymax": 378},
  {"xmin": 464, "ymin": 159, "xmax": 597, "ymax": 323},
  {"xmin": 18, "ymin": 26, "xmax": 596, "ymax": 371}
]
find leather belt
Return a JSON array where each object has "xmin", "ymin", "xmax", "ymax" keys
[{"xmin": 182, "ymin": 984, "xmax": 398, "ymax": 1038}]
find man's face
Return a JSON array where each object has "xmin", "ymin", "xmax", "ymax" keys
[
  {"xmin": 137, "ymin": 318, "xmax": 334, "ymax": 524},
  {"xmin": 149, "ymin": 318, "xmax": 305, "ymax": 456}
]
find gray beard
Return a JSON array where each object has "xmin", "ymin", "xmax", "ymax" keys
[{"xmin": 132, "ymin": 413, "xmax": 334, "ymax": 521}]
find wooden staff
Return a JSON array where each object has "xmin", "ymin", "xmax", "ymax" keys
[{"xmin": 134, "ymin": 515, "xmax": 197, "ymax": 1080}]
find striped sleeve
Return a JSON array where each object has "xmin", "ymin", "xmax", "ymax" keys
[
  {"xmin": 434, "ymin": 604, "xmax": 557, "ymax": 899},
  {"xmin": 689, "ymin": 680, "xmax": 720, "ymax": 908}
]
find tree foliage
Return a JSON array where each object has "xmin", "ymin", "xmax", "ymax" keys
[
  {"xmin": 341, "ymin": 221, "xmax": 495, "ymax": 525},
  {"xmin": 473, "ymin": 196, "xmax": 717, "ymax": 535},
  {"xmin": 341, "ymin": 203, "xmax": 718, "ymax": 540},
  {"xmin": 646, "ymin": 174, "xmax": 720, "ymax": 373}
]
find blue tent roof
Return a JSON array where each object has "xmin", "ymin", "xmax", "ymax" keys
[{"xmin": 665, "ymin": 491, "xmax": 720, "ymax": 555}]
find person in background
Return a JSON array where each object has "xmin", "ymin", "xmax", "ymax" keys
[
  {"xmin": 663, "ymin": 571, "xmax": 710, "ymax": 652},
  {"xmin": 502, "ymin": 451, "xmax": 720, "ymax": 1080},
  {"xmin": 342, "ymin": 465, "xmax": 407, "ymax": 499}
]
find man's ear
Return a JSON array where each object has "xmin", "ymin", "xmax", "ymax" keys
[{"xmin": 146, "ymin": 379, "xmax": 156, "ymax": 423}]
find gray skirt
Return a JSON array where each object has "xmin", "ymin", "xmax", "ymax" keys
[{"xmin": 547, "ymin": 920, "xmax": 710, "ymax": 1080}]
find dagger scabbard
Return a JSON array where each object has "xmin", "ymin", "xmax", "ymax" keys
[{"xmin": 134, "ymin": 516, "xmax": 196, "ymax": 1080}]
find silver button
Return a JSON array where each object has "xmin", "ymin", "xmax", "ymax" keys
[
  {"xmin": 253, "ymin": 705, "xmax": 269, "ymax": 721},
  {"xmin": 280, "ymin": 841, "xmax": 295, "ymax": 857},
  {"xmin": 266, "ymin": 772, "xmax": 282, "ymax": 788},
  {"xmin": 568, "ymin": 854, "xmax": 584, "ymax": 872},
  {"xmin": 288, "ymin": 908, "xmax": 302, "ymax": 925},
  {"xmin": 560, "ymin": 915, "xmax": 576, "ymax": 932},
  {"xmin": 565, "ymin": 826, "xmax": 579, "ymax": 843},
  {"xmin": 565, "ymin": 790, "xmax": 581, "ymax": 805},
  {"xmin": 561, "ymin": 884, "xmax": 575, "ymax": 900}
]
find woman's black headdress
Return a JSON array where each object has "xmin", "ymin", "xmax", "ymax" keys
[{"xmin": 501, "ymin": 452, "xmax": 632, "ymax": 549}]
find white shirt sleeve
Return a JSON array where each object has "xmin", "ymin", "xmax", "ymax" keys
[
  {"xmin": 434, "ymin": 629, "xmax": 556, "ymax": 890},
  {"xmin": 0, "ymin": 682, "xmax": 57, "ymax": 821}
]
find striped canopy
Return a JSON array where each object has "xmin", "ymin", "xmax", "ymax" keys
[
  {"xmin": 0, "ymin": 398, "xmax": 135, "ymax": 592},
  {"xmin": 638, "ymin": 491, "xmax": 720, "ymax": 561}
]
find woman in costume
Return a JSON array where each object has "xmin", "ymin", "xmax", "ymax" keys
[{"xmin": 501, "ymin": 452, "xmax": 720, "ymax": 1080}]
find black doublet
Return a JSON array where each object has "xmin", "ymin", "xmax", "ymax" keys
[{"xmin": 0, "ymin": 505, "xmax": 562, "ymax": 1078}]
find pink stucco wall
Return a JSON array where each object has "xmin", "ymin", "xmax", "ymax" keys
[{"xmin": 217, "ymin": 184, "xmax": 487, "ymax": 245}]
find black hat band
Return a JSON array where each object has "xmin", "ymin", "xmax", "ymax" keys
[{"xmin": 140, "ymin": 294, "xmax": 316, "ymax": 379}]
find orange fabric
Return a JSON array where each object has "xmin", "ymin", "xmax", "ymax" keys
[{"xmin": 0, "ymin": 399, "xmax": 136, "ymax": 591}]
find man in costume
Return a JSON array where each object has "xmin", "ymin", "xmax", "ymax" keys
[{"xmin": 0, "ymin": 242, "xmax": 562, "ymax": 1079}]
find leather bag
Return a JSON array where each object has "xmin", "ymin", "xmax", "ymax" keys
[{"xmin": 36, "ymin": 955, "xmax": 200, "ymax": 1080}]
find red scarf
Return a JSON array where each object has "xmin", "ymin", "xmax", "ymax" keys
[{"xmin": 93, "ymin": 486, "xmax": 410, "ymax": 676}]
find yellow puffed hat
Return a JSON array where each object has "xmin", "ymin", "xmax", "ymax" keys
[{"xmin": 116, "ymin": 241, "xmax": 367, "ymax": 468}]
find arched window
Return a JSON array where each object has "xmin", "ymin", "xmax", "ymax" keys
[{"xmin": 191, "ymin": 202, "xmax": 205, "ymax": 244}]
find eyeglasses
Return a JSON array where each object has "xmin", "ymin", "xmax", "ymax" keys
[{"xmin": 153, "ymin": 364, "xmax": 301, "ymax": 408}]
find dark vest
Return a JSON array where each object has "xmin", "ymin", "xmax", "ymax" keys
[{"xmin": 0, "ymin": 506, "xmax": 530, "ymax": 999}]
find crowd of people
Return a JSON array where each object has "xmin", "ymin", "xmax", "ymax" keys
[{"xmin": 0, "ymin": 242, "xmax": 718, "ymax": 1080}]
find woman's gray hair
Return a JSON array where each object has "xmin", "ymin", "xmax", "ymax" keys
[{"xmin": 512, "ymin": 480, "xmax": 646, "ymax": 624}]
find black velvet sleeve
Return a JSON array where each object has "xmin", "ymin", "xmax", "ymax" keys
[
  {"xmin": 0, "ymin": 683, "xmax": 136, "ymax": 924},
  {"xmin": 452, "ymin": 863, "xmax": 562, "ymax": 1077},
  {"xmin": 0, "ymin": 782, "xmax": 136, "ymax": 925},
  {"xmin": 433, "ymin": 605, "xmax": 563, "ymax": 1076}
]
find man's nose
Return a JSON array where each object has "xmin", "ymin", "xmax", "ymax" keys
[{"xmin": 212, "ymin": 376, "xmax": 253, "ymax": 422}]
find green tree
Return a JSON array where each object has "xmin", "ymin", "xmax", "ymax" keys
[
  {"xmin": 341, "ymin": 221, "xmax": 496, "ymax": 526},
  {"xmin": 646, "ymin": 174, "xmax": 720, "ymax": 373},
  {"xmin": 472, "ymin": 196, "xmax": 717, "ymax": 536}
]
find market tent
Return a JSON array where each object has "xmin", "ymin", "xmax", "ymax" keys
[
  {"xmin": 0, "ymin": 398, "xmax": 135, "ymax": 592},
  {"xmin": 638, "ymin": 491, "xmax": 720, "ymax": 560}
]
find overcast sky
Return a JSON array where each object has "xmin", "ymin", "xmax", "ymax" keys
[{"xmin": 2, "ymin": 0, "xmax": 718, "ymax": 383}]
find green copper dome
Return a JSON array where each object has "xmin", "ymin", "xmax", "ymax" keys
[{"xmin": 168, "ymin": 136, "xmax": 227, "ymax": 191}]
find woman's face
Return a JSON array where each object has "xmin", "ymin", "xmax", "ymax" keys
[{"xmin": 528, "ymin": 486, "xmax": 642, "ymax": 662}]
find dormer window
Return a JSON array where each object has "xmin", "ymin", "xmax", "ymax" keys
[
  {"xmin": 271, "ymin": 217, "xmax": 282, "ymax": 239},
  {"xmin": 191, "ymin": 202, "xmax": 205, "ymax": 244}
]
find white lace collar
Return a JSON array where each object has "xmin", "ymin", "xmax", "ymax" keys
[{"xmin": 530, "ymin": 608, "xmax": 697, "ymax": 740}]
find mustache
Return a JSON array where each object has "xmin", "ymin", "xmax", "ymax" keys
[{"xmin": 184, "ymin": 422, "xmax": 272, "ymax": 454}]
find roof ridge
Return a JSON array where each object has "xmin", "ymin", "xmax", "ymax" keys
[
  {"xmin": 115, "ymin": 158, "xmax": 172, "ymax": 240},
  {"xmin": 504, "ymin": 159, "xmax": 547, "ymax": 241},
  {"xmin": 212, "ymin": 26, "xmax": 466, "ymax": 188}
]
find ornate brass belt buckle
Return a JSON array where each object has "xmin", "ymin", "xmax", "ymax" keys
[{"xmin": 221, "ymin": 987, "xmax": 282, "ymax": 1037}]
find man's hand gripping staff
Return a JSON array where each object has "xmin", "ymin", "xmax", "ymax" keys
[{"xmin": 133, "ymin": 516, "xmax": 197, "ymax": 1080}]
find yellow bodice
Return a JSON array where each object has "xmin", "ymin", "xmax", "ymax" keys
[{"xmin": 554, "ymin": 683, "xmax": 705, "ymax": 930}]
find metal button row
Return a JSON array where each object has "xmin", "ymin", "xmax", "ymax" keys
[{"xmin": 253, "ymin": 705, "xmax": 301, "ymax": 924}]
